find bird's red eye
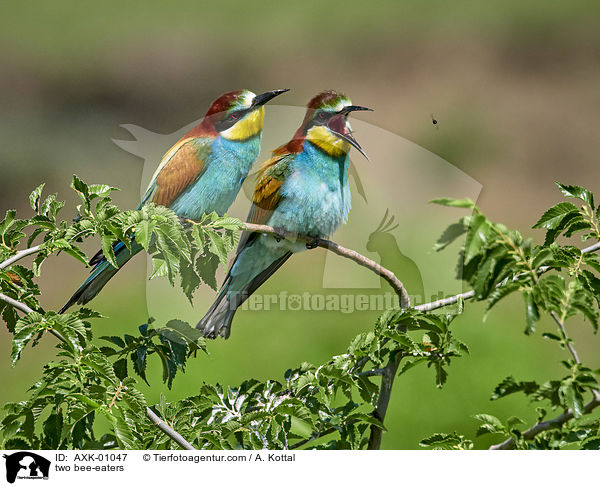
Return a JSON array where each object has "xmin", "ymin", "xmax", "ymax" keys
[{"xmin": 230, "ymin": 113, "xmax": 239, "ymax": 120}]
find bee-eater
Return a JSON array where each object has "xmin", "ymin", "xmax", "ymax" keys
[
  {"xmin": 197, "ymin": 90, "xmax": 371, "ymax": 338},
  {"xmin": 60, "ymin": 88, "xmax": 289, "ymax": 313}
]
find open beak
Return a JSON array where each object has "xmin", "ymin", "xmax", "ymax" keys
[
  {"xmin": 252, "ymin": 88, "xmax": 290, "ymax": 107},
  {"xmin": 331, "ymin": 105, "xmax": 373, "ymax": 161}
]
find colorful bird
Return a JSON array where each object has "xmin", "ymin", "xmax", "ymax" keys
[
  {"xmin": 197, "ymin": 90, "xmax": 371, "ymax": 338},
  {"xmin": 60, "ymin": 88, "xmax": 289, "ymax": 313}
]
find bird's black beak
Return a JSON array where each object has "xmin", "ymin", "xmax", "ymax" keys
[
  {"xmin": 332, "ymin": 105, "xmax": 373, "ymax": 161},
  {"xmin": 252, "ymin": 89, "xmax": 290, "ymax": 107},
  {"xmin": 340, "ymin": 105, "xmax": 373, "ymax": 115}
]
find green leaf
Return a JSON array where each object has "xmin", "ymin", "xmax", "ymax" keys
[
  {"xmin": 108, "ymin": 409, "xmax": 140, "ymax": 449},
  {"xmin": 556, "ymin": 182, "xmax": 595, "ymax": 209},
  {"xmin": 29, "ymin": 183, "xmax": 45, "ymax": 213},
  {"xmin": 486, "ymin": 281, "xmax": 521, "ymax": 311},
  {"xmin": 132, "ymin": 346, "xmax": 149, "ymax": 384},
  {"xmin": 191, "ymin": 224, "xmax": 205, "ymax": 249},
  {"xmin": 42, "ymin": 409, "xmax": 64, "ymax": 449},
  {"xmin": 134, "ymin": 220, "xmax": 155, "ymax": 251},
  {"xmin": 419, "ymin": 432, "xmax": 473, "ymax": 450},
  {"xmin": 463, "ymin": 213, "xmax": 492, "ymax": 265},
  {"xmin": 430, "ymin": 197, "xmax": 476, "ymax": 209},
  {"xmin": 88, "ymin": 183, "xmax": 118, "ymax": 199},
  {"xmin": 166, "ymin": 319, "xmax": 206, "ymax": 351},
  {"xmin": 434, "ymin": 361, "xmax": 448, "ymax": 388},
  {"xmin": 523, "ymin": 291, "xmax": 539, "ymax": 335},
  {"xmin": 101, "ymin": 235, "xmax": 118, "ymax": 268},
  {"xmin": 473, "ymin": 414, "xmax": 505, "ymax": 437},
  {"xmin": 532, "ymin": 202, "xmax": 579, "ymax": 230},
  {"xmin": 0, "ymin": 210, "xmax": 17, "ymax": 237},
  {"xmin": 207, "ymin": 230, "xmax": 228, "ymax": 269},
  {"xmin": 492, "ymin": 376, "xmax": 539, "ymax": 400},
  {"xmin": 196, "ymin": 253, "xmax": 219, "ymax": 290},
  {"xmin": 63, "ymin": 245, "xmax": 90, "ymax": 266},
  {"xmin": 11, "ymin": 312, "xmax": 45, "ymax": 365},
  {"xmin": 582, "ymin": 437, "xmax": 600, "ymax": 449},
  {"xmin": 560, "ymin": 380, "xmax": 584, "ymax": 418},
  {"xmin": 542, "ymin": 332, "xmax": 562, "ymax": 341},
  {"xmin": 71, "ymin": 393, "xmax": 101, "ymax": 410},
  {"xmin": 114, "ymin": 358, "xmax": 128, "ymax": 381}
]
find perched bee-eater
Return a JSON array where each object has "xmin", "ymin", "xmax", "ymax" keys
[
  {"xmin": 60, "ymin": 88, "xmax": 289, "ymax": 313},
  {"xmin": 197, "ymin": 90, "xmax": 371, "ymax": 338}
]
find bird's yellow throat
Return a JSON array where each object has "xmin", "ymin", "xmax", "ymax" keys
[
  {"xmin": 221, "ymin": 106, "xmax": 265, "ymax": 141},
  {"xmin": 306, "ymin": 125, "xmax": 350, "ymax": 158}
]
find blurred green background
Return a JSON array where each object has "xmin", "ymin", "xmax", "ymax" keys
[{"xmin": 2, "ymin": 0, "xmax": 600, "ymax": 449}]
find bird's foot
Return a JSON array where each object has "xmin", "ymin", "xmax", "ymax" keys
[
  {"xmin": 273, "ymin": 227, "xmax": 287, "ymax": 242},
  {"xmin": 305, "ymin": 236, "xmax": 320, "ymax": 249}
]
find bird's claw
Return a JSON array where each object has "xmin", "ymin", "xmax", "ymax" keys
[
  {"xmin": 306, "ymin": 236, "xmax": 320, "ymax": 249},
  {"xmin": 273, "ymin": 227, "xmax": 286, "ymax": 242}
]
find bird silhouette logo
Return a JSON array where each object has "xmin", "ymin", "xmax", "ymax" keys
[
  {"xmin": 366, "ymin": 209, "xmax": 425, "ymax": 304},
  {"xmin": 3, "ymin": 451, "xmax": 51, "ymax": 483}
]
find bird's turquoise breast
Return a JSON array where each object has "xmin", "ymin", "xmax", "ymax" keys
[
  {"xmin": 268, "ymin": 143, "xmax": 351, "ymax": 238},
  {"xmin": 169, "ymin": 136, "xmax": 261, "ymax": 219}
]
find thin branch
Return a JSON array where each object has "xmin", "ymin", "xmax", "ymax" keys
[
  {"xmin": 415, "ymin": 240, "xmax": 600, "ymax": 313},
  {"xmin": 550, "ymin": 310, "xmax": 581, "ymax": 364},
  {"xmin": 242, "ymin": 222, "xmax": 411, "ymax": 307},
  {"xmin": 145, "ymin": 407, "xmax": 196, "ymax": 450},
  {"xmin": 0, "ymin": 245, "xmax": 42, "ymax": 271},
  {"xmin": 0, "ymin": 291, "xmax": 65, "ymax": 343},
  {"xmin": 415, "ymin": 290, "xmax": 475, "ymax": 312},
  {"xmin": 0, "ymin": 291, "xmax": 34, "ymax": 314},
  {"xmin": 582, "ymin": 241, "xmax": 600, "ymax": 254},
  {"xmin": 489, "ymin": 394, "xmax": 600, "ymax": 450},
  {"xmin": 367, "ymin": 351, "xmax": 405, "ymax": 450}
]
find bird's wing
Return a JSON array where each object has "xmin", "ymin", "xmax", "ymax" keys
[
  {"xmin": 140, "ymin": 137, "xmax": 212, "ymax": 208},
  {"xmin": 237, "ymin": 152, "xmax": 293, "ymax": 251}
]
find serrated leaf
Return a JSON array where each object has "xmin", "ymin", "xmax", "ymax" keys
[
  {"xmin": 464, "ymin": 213, "xmax": 492, "ymax": 265},
  {"xmin": 523, "ymin": 291, "xmax": 539, "ymax": 335},
  {"xmin": 101, "ymin": 235, "xmax": 118, "ymax": 268},
  {"xmin": 207, "ymin": 230, "xmax": 228, "ymax": 269},
  {"xmin": 486, "ymin": 281, "xmax": 521, "ymax": 311},
  {"xmin": 29, "ymin": 183, "xmax": 45, "ymax": 213},
  {"xmin": 113, "ymin": 358, "xmax": 128, "ymax": 381},
  {"xmin": 533, "ymin": 202, "xmax": 579, "ymax": 230},
  {"xmin": 134, "ymin": 220, "xmax": 155, "ymax": 251},
  {"xmin": 492, "ymin": 376, "xmax": 539, "ymax": 400},
  {"xmin": 71, "ymin": 393, "xmax": 101, "ymax": 410},
  {"xmin": 556, "ymin": 182, "xmax": 595, "ymax": 209},
  {"xmin": 108, "ymin": 409, "xmax": 140, "ymax": 449}
]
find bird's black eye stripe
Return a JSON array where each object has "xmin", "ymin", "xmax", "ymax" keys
[
  {"xmin": 317, "ymin": 111, "xmax": 329, "ymax": 121},
  {"xmin": 215, "ymin": 109, "xmax": 249, "ymax": 132},
  {"xmin": 307, "ymin": 111, "xmax": 331, "ymax": 129}
]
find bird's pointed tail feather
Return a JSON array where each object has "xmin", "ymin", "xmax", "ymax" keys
[
  {"xmin": 59, "ymin": 240, "xmax": 141, "ymax": 314},
  {"xmin": 197, "ymin": 252, "xmax": 292, "ymax": 339}
]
